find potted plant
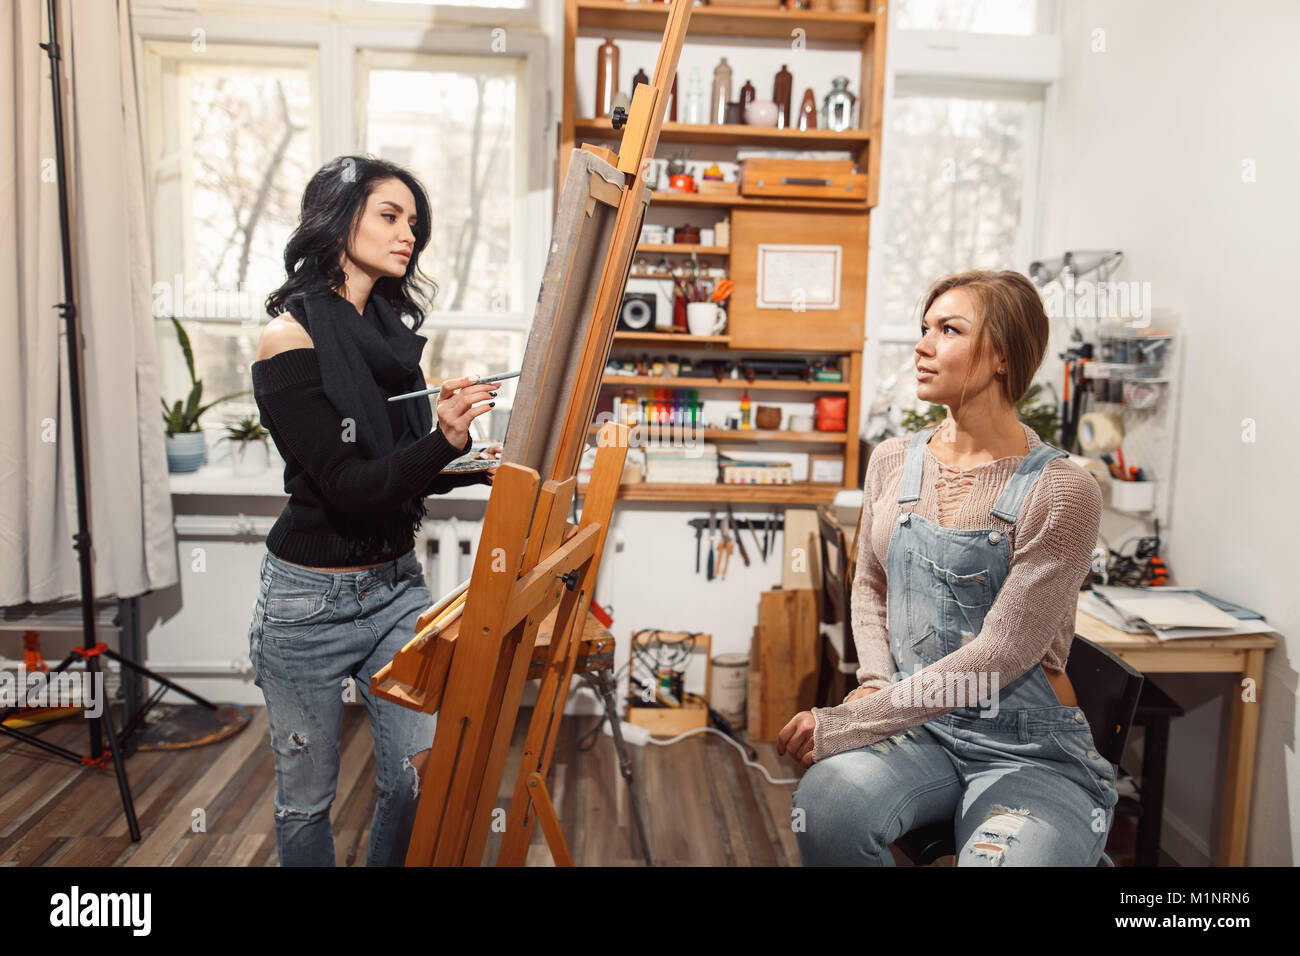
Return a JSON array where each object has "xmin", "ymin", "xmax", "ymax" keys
[
  {"xmin": 219, "ymin": 414, "xmax": 272, "ymax": 477},
  {"xmin": 161, "ymin": 316, "xmax": 251, "ymax": 473}
]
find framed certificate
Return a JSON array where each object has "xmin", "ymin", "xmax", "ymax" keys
[{"xmin": 756, "ymin": 244, "xmax": 842, "ymax": 310}]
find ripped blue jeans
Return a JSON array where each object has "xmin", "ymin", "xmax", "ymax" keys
[
  {"xmin": 248, "ymin": 548, "xmax": 438, "ymax": 866},
  {"xmin": 791, "ymin": 688, "xmax": 1120, "ymax": 867}
]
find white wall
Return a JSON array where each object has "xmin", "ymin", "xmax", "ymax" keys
[{"xmin": 1040, "ymin": 0, "xmax": 1300, "ymax": 865}]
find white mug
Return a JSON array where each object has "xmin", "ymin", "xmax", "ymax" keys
[{"xmin": 686, "ymin": 302, "xmax": 726, "ymax": 336}]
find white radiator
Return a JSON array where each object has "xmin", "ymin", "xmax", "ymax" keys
[{"xmin": 172, "ymin": 514, "xmax": 482, "ymax": 597}]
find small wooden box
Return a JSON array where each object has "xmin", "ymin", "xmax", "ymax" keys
[
  {"xmin": 698, "ymin": 179, "xmax": 739, "ymax": 195},
  {"xmin": 626, "ymin": 696, "xmax": 709, "ymax": 735},
  {"xmin": 740, "ymin": 158, "xmax": 867, "ymax": 201},
  {"xmin": 625, "ymin": 631, "xmax": 713, "ymax": 738}
]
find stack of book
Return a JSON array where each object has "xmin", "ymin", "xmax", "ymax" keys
[{"xmin": 645, "ymin": 443, "xmax": 719, "ymax": 484}]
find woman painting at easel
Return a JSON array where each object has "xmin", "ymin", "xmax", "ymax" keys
[
  {"xmin": 248, "ymin": 155, "xmax": 501, "ymax": 866},
  {"xmin": 780, "ymin": 270, "xmax": 1117, "ymax": 866}
]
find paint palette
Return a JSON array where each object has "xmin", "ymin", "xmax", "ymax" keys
[{"xmin": 442, "ymin": 455, "xmax": 500, "ymax": 474}]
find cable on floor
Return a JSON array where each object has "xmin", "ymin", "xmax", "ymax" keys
[{"xmin": 645, "ymin": 726, "xmax": 800, "ymax": 786}]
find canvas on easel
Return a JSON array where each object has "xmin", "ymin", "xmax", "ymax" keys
[{"xmin": 502, "ymin": 149, "xmax": 650, "ymax": 485}]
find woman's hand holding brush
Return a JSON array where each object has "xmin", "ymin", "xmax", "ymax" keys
[{"xmin": 435, "ymin": 374, "xmax": 497, "ymax": 450}]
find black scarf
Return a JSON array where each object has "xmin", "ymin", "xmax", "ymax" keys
[{"xmin": 287, "ymin": 288, "xmax": 433, "ymax": 562}]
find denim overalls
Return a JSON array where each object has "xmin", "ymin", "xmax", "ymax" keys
[{"xmin": 794, "ymin": 426, "xmax": 1119, "ymax": 866}]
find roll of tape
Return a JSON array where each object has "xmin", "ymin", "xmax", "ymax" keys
[
  {"xmin": 1077, "ymin": 411, "xmax": 1124, "ymax": 454},
  {"xmin": 1069, "ymin": 452, "xmax": 1112, "ymax": 487}
]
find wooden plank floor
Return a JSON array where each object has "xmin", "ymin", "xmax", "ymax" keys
[{"xmin": 0, "ymin": 704, "xmax": 804, "ymax": 867}]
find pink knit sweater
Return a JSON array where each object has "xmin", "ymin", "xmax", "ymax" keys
[{"xmin": 810, "ymin": 421, "xmax": 1102, "ymax": 761}]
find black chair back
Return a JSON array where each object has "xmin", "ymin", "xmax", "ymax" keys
[
  {"xmin": 1063, "ymin": 635, "xmax": 1144, "ymax": 767},
  {"xmin": 815, "ymin": 506, "xmax": 849, "ymax": 628}
]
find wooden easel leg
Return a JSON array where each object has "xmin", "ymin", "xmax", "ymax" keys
[
  {"xmin": 497, "ymin": 426, "xmax": 627, "ymax": 866},
  {"xmin": 460, "ymin": 479, "xmax": 576, "ymax": 864},
  {"xmin": 496, "ymin": 577, "xmax": 588, "ymax": 865},
  {"xmin": 404, "ymin": 464, "xmax": 541, "ymax": 866},
  {"xmin": 526, "ymin": 772, "xmax": 573, "ymax": 867}
]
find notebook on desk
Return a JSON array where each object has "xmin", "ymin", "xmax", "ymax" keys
[{"xmin": 1081, "ymin": 586, "xmax": 1277, "ymax": 640}]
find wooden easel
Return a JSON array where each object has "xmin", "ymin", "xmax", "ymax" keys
[{"xmin": 369, "ymin": 1, "xmax": 693, "ymax": 866}]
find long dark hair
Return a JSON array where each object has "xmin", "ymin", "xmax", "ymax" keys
[{"xmin": 266, "ymin": 155, "xmax": 437, "ymax": 327}]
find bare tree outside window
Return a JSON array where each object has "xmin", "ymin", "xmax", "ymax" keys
[
  {"xmin": 363, "ymin": 58, "xmax": 523, "ymax": 443},
  {"xmin": 148, "ymin": 55, "xmax": 314, "ymax": 431},
  {"xmin": 190, "ymin": 73, "xmax": 310, "ymax": 294},
  {"xmin": 879, "ymin": 96, "xmax": 1029, "ymax": 327},
  {"xmin": 871, "ymin": 95, "xmax": 1030, "ymax": 426},
  {"xmin": 364, "ymin": 64, "xmax": 518, "ymax": 316}
]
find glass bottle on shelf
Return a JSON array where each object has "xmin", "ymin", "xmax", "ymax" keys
[
  {"xmin": 595, "ymin": 38, "xmax": 619, "ymax": 118},
  {"xmin": 773, "ymin": 64, "xmax": 793, "ymax": 129},
  {"xmin": 684, "ymin": 68, "xmax": 706, "ymax": 124},
  {"xmin": 711, "ymin": 57, "xmax": 732, "ymax": 126},
  {"xmin": 821, "ymin": 76, "xmax": 858, "ymax": 131},
  {"xmin": 739, "ymin": 79, "xmax": 756, "ymax": 114}
]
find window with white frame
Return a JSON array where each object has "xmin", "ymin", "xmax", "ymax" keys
[
  {"xmin": 862, "ymin": 0, "xmax": 1058, "ymax": 440},
  {"xmin": 143, "ymin": 42, "xmax": 318, "ymax": 425},
  {"xmin": 137, "ymin": 2, "xmax": 545, "ymax": 450},
  {"xmin": 358, "ymin": 50, "xmax": 528, "ymax": 424}
]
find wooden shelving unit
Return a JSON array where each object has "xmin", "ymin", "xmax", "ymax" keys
[
  {"xmin": 642, "ymin": 190, "xmax": 868, "ymax": 211},
  {"xmin": 637, "ymin": 242, "xmax": 729, "ymax": 255},
  {"xmin": 576, "ymin": 0, "xmax": 877, "ymax": 42},
  {"xmin": 562, "ymin": 0, "xmax": 887, "ymax": 199},
  {"xmin": 578, "ymin": 481, "xmax": 842, "ymax": 505},
  {"xmin": 589, "ymin": 424, "xmax": 848, "ymax": 443},
  {"xmin": 574, "ymin": 117, "xmax": 871, "ymax": 151},
  {"xmin": 600, "ymin": 374, "xmax": 849, "ymax": 392},
  {"xmin": 561, "ymin": 0, "xmax": 889, "ymax": 501},
  {"xmin": 612, "ymin": 331, "xmax": 730, "ymax": 345}
]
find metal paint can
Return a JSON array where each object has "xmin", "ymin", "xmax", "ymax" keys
[{"xmin": 710, "ymin": 653, "xmax": 749, "ymax": 728}]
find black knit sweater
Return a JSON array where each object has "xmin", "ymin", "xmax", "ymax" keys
[{"xmin": 251, "ymin": 346, "xmax": 484, "ymax": 567}]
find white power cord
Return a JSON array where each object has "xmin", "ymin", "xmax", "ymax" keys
[{"xmin": 641, "ymin": 724, "xmax": 800, "ymax": 787}]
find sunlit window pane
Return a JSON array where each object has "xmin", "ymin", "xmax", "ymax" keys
[
  {"xmin": 147, "ymin": 50, "xmax": 314, "ymax": 306},
  {"xmin": 894, "ymin": 0, "xmax": 1039, "ymax": 35},
  {"xmin": 362, "ymin": 60, "xmax": 520, "ymax": 316},
  {"xmin": 156, "ymin": 319, "xmax": 260, "ymax": 434},
  {"xmin": 867, "ymin": 342, "xmax": 930, "ymax": 440},
  {"xmin": 877, "ymin": 95, "xmax": 1030, "ymax": 328}
]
